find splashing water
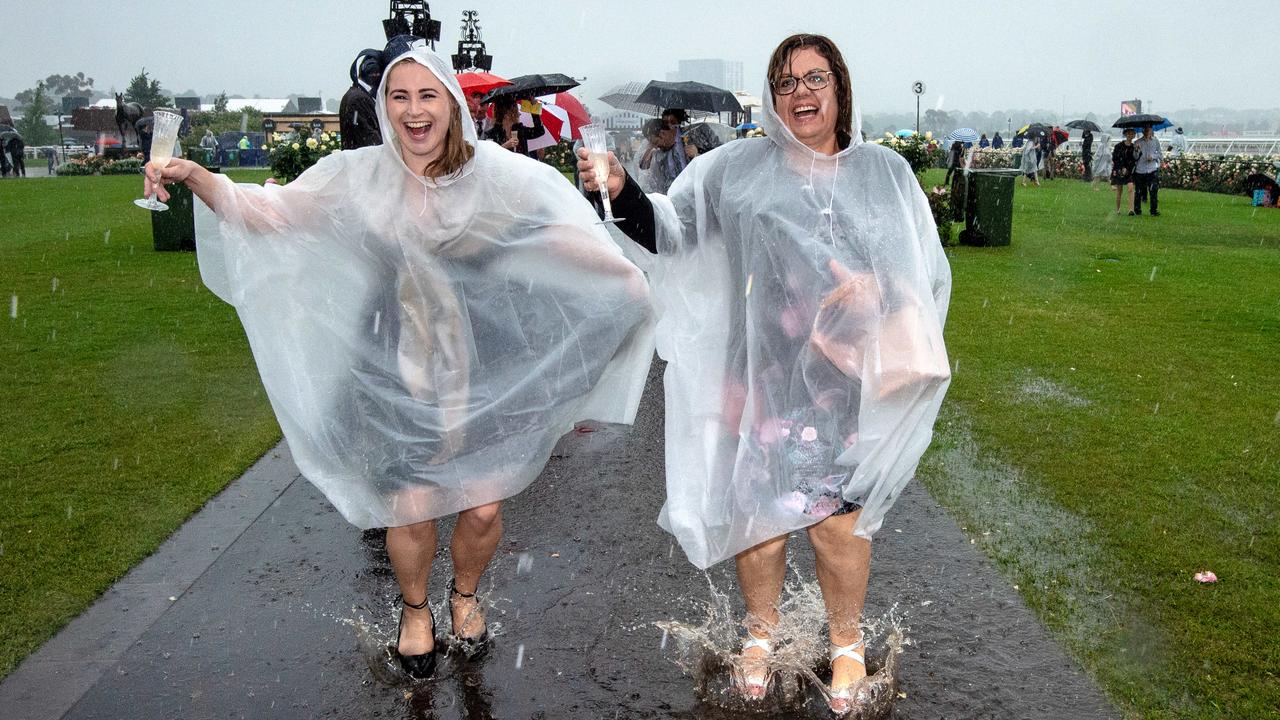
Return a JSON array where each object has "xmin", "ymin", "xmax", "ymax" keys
[{"xmin": 654, "ymin": 571, "xmax": 905, "ymax": 717}]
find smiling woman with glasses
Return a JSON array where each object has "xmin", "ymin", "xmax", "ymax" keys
[{"xmin": 578, "ymin": 32, "xmax": 951, "ymax": 715}]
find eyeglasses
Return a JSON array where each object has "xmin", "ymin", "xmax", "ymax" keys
[{"xmin": 772, "ymin": 71, "xmax": 835, "ymax": 96}]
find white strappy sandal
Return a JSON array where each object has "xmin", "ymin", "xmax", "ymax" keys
[
  {"xmin": 827, "ymin": 637, "xmax": 867, "ymax": 714},
  {"xmin": 735, "ymin": 631, "xmax": 774, "ymax": 700}
]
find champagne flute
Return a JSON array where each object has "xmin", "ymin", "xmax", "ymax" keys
[
  {"xmin": 579, "ymin": 123, "xmax": 624, "ymax": 225},
  {"xmin": 134, "ymin": 110, "xmax": 184, "ymax": 211}
]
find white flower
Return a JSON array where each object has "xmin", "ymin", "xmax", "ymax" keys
[
  {"xmin": 306, "ymin": 137, "xmax": 319, "ymax": 149},
  {"xmin": 321, "ymin": 132, "xmax": 331, "ymax": 142},
  {"xmin": 291, "ymin": 142, "xmax": 300, "ymax": 151}
]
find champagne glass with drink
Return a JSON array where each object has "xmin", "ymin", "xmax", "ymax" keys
[
  {"xmin": 134, "ymin": 110, "xmax": 184, "ymax": 211},
  {"xmin": 579, "ymin": 123, "xmax": 623, "ymax": 225}
]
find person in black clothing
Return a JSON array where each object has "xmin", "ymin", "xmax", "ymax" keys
[
  {"xmin": 339, "ymin": 51, "xmax": 383, "ymax": 150},
  {"xmin": 484, "ymin": 97, "xmax": 544, "ymax": 158},
  {"xmin": 1081, "ymin": 129, "xmax": 1094, "ymax": 182},
  {"xmin": 1110, "ymin": 128, "xmax": 1138, "ymax": 214},
  {"xmin": 943, "ymin": 140, "xmax": 964, "ymax": 184},
  {"xmin": 0, "ymin": 140, "xmax": 10, "ymax": 177},
  {"xmin": 991, "ymin": 132, "xmax": 1003, "ymax": 149},
  {"xmin": 1041, "ymin": 131, "xmax": 1057, "ymax": 180},
  {"xmin": 8, "ymin": 136, "xmax": 27, "ymax": 177}
]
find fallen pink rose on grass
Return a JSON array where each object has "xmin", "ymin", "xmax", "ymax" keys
[{"xmin": 1193, "ymin": 571, "xmax": 1218, "ymax": 584}]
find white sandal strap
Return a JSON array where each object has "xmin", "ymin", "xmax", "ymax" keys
[
  {"xmin": 829, "ymin": 639, "xmax": 865, "ymax": 665},
  {"xmin": 742, "ymin": 632, "xmax": 773, "ymax": 653}
]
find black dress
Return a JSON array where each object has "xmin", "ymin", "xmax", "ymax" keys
[{"xmin": 1110, "ymin": 142, "xmax": 1138, "ymax": 186}]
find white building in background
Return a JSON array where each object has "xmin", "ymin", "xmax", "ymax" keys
[{"xmin": 666, "ymin": 59, "xmax": 744, "ymax": 92}]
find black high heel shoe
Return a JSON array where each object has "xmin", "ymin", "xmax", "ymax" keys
[
  {"xmin": 396, "ymin": 594, "xmax": 437, "ymax": 680},
  {"xmin": 448, "ymin": 578, "xmax": 490, "ymax": 659}
]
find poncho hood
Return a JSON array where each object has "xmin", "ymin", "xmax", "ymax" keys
[
  {"xmin": 374, "ymin": 42, "xmax": 479, "ymax": 188},
  {"xmin": 759, "ymin": 64, "xmax": 865, "ymax": 162}
]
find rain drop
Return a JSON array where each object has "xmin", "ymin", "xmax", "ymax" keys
[
  {"xmin": 517, "ymin": 552, "xmax": 533, "ymax": 574},
  {"xmin": 66, "ymin": 505, "xmax": 73, "ymax": 519},
  {"xmin": 953, "ymin": 358, "xmax": 960, "ymax": 374},
  {"xmin": 1273, "ymin": 410, "xmax": 1279, "ymax": 427},
  {"xmin": 515, "ymin": 643, "xmax": 525, "ymax": 669},
  {"xmin": 1149, "ymin": 266, "xmax": 1158, "ymax": 282},
  {"xmin": 1153, "ymin": 403, "xmax": 1160, "ymax": 415},
  {"xmin": 103, "ymin": 229, "xmax": 111, "ymax": 244},
  {"xmin": 982, "ymin": 298, "xmax": 989, "ymax": 308},
  {"xmin": 51, "ymin": 277, "xmax": 59, "ymax": 293},
  {"xmin": 372, "ymin": 310, "xmax": 382, "ymax": 335},
  {"xmin": 659, "ymin": 627, "xmax": 669, "ymax": 650},
  {"xmin": 8, "ymin": 295, "xmax": 16, "ymax": 319},
  {"xmin": 113, "ymin": 457, "xmax": 120, "ymax": 470}
]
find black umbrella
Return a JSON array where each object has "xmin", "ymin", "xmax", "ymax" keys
[
  {"xmin": 635, "ymin": 80, "xmax": 742, "ymax": 113},
  {"xmin": 1066, "ymin": 119, "xmax": 1102, "ymax": 132},
  {"xmin": 0, "ymin": 129, "xmax": 21, "ymax": 142},
  {"xmin": 1112, "ymin": 113, "xmax": 1167, "ymax": 129},
  {"xmin": 1244, "ymin": 173, "xmax": 1279, "ymax": 194},
  {"xmin": 482, "ymin": 73, "xmax": 579, "ymax": 103},
  {"xmin": 1015, "ymin": 122, "xmax": 1051, "ymax": 140}
]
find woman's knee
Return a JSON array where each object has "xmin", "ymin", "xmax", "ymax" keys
[{"xmin": 459, "ymin": 502, "xmax": 502, "ymax": 533}]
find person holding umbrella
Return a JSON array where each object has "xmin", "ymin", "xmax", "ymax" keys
[
  {"xmin": 1081, "ymin": 129, "xmax": 1094, "ymax": 182},
  {"xmin": 579, "ymin": 32, "xmax": 950, "ymax": 713},
  {"xmin": 484, "ymin": 96, "xmax": 545, "ymax": 157},
  {"xmin": 1111, "ymin": 127, "xmax": 1139, "ymax": 213},
  {"xmin": 944, "ymin": 140, "xmax": 965, "ymax": 184},
  {"xmin": 141, "ymin": 41, "xmax": 653, "ymax": 681},
  {"xmin": 1133, "ymin": 125, "xmax": 1162, "ymax": 216}
]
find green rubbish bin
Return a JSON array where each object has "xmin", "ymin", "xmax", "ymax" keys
[
  {"xmin": 151, "ymin": 168, "xmax": 220, "ymax": 252},
  {"xmin": 958, "ymin": 169, "xmax": 1017, "ymax": 247}
]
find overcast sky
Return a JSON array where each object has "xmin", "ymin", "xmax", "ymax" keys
[{"xmin": 3, "ymin": 0, "xmax": 1276, "ymax": 118}]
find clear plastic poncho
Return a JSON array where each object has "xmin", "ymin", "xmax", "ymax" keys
[
  {"xmin": 1092, "ymin": 134, "xmax": 1113, "ymax": 177},
  {"xmin": 193, "ymin": 45, "xmax": 654, "ymax": 529},
  {"xmin": 642, "ymin": 72, "xmax": 952, "ymax": 570}
]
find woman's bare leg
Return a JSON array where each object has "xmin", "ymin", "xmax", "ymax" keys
[
  {"xmin": 386, "ymin": 519, "xmax": 439, "ymax": 655},
  {"xmin": 734, "ymin": 534, "xmax": 788, "ymax": 695},
  {"xmin": 807, "ymin": 510, "xmax": 872, "ymax": 692},
  {"xmin": 449, "ymin": 501, "xmax": 503, "ymax": 638}
]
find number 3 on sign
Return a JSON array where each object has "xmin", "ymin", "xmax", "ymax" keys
[{"xmin": 912, "ymin": 81, "xmax": 926, "ymax": 95}]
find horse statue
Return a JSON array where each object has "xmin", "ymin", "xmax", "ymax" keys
[{"xmin": 115, "ymin": 93, "xmax": 144, "ymax": 145}]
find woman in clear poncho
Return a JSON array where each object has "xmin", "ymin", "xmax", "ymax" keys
[
  {"xmin": 580, "ymin": 34, "xmax": 950, "ymax": 712},
  {"xmin": 143, "ymin": 43, "xmax": 653, "ymax": 680}
]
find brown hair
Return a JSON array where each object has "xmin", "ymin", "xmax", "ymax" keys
[
  {"xmin": 385, "ymin": 58, "xmax": 475, "ymax": 179},
  {"xmin": 426, "ymin": 97, "xmax": 474, "ymax": 179},
  {"xmin": 766, "ymin": 34, "xmax": 853, "ymax": 150}
]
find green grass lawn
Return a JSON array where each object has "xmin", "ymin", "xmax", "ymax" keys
[
  {"xmin": 1, "ymin": 170, "xmax": 1277, "ymax": 718},
  {"xmin": 917, "ymin": 170, "xmax": 1280, "ymax": 719},
  {"xmin": 0, "ymin": 170, "xmax": 280, "ymax": 678}
]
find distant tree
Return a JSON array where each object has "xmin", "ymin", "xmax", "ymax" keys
[
  {"xmin": 922, "ymin": 109, "xmax": 952, "ymax": 134},
  {"xmin": 213, "ymin": 92, "xmax": 229, "ymax": 113},
  {"xmin": 44, "ymin": 72, "xmax": 96, "ymax": 98},
  {"xmin": 15, "ymin": 82, "xmax": 58, "ymax": 145},
  {"xmin": 123, "ymin": 68, "xmax": 171, "ymax": 109}
]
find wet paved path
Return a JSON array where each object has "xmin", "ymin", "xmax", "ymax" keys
[{"xmin": 2, "ymin": 362, "xmax": 1118, "ymax": 719}]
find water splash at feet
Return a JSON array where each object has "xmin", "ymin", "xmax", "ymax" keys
[{"xmin": 655, "ymin": 573, "xmax": 906, "ymax": 717}]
